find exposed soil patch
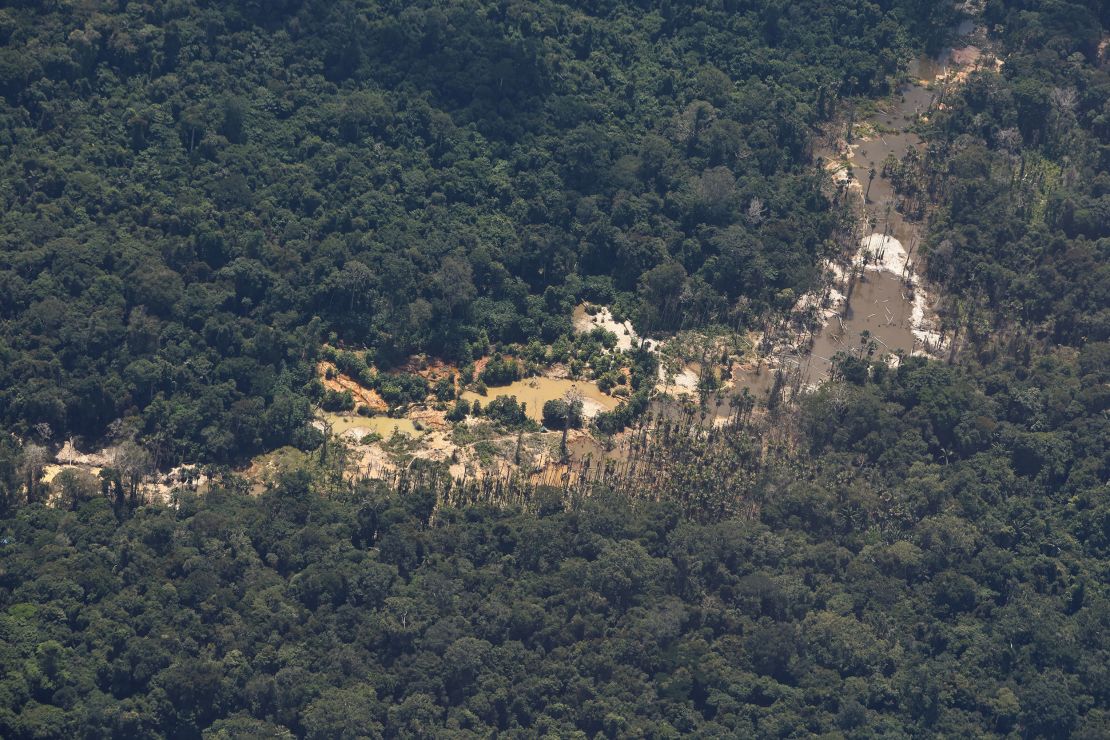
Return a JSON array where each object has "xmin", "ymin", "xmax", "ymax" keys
[
  {"xmin": 573, "ymin": 304, "xmax": 639, "ymax": 351},
  {"xmin": 401, "ymin": 356, "xmax": 460, "ymax": 387},
  {"xmin": 318, "ymin": 361, "xmax": 389, "ymax": 412},
  {"xmin": 55, "ymin": 439, "xmax": 113, "ymax": 467}
]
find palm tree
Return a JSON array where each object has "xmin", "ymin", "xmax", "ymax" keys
[{"xmin": 560, "ymin": 387, "xmax": 583, "ymax": 460}]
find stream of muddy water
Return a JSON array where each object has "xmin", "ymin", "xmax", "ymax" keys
[
  {"xmin": 728, "ymin": 27, "xmax": 989, "ymax": 393},
  {"xmin": 804, "ymin": 62, "xmax": 940, "ymax": 380}
]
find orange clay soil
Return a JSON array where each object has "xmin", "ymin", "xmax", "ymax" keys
[
  {"xmin": 401, "ymin": 355, "xmax": 458, "ymax": 381},
  {"xmin": 409, "ymin": 407, "xmax": 449, "ymax": 430},
  {"xmin": 471, "ymin": 355, "xmax": 491, "ymax": 379},
  {"xmin": 317, "ymin": 361, "xmax": 389, "ymax": 412}
]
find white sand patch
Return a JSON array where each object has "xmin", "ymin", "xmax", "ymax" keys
[
  {"xmin": 56, "ymin": 439, "xmax": 113, "ymax": 466},
  {"xmin": 573, "ymin": 304, "xmax": 639, "ymax": 351},
  {"xmin": 792, "ymin": 291, "xmax": 821, "ymax": 312},
  {"xmin": 791, "ymin": 263, "xmax": 850, "ymax": 324},
  {"xmin": 675, "ymin": 367, "xmax": 699, "ymax": 390},
  {"xmin": 911, "ymin": 314, "xmax": 946, "ymax": 353},
  {"xmin": 859, "ymin": 233, "xmax": 910, "ymax": 276},
  {"xmin": 579, "ymin": 398, "xmax": 610, "ymax": 418},
  {"xmin": 854, "ymin": 234, "xmax": 947, "ymax": 352},
  {"xmin": 825, "ymin": 154, "xmax": 864, "ymax": 203},
  {"xmin": 655, "ymin": 362, "xmax": 701, "ymax": 396},
  {"xmin": 827, "ymin": 260, "xmax": 849, "ymax": 281}
]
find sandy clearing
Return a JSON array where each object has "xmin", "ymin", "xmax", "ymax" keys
[
  {"xmin": 573, "ymin": 304, "xmax": 639, "ymax": 351},
  {"xmin": 42, "ymin": 464, "xmax": 102, "ymax": 485},
  {"xmin": 656, "ymin": 363, "xmax": 702, "ymax": 396},
  {"xmin": 859, "ymin": 233, "xmax": 910, "ymax": 276},
  {"xmin": 462, "ymin": 377, "xmax": 618, "ymax": 421},
  {"xmin": 55, "ymin": 439, "xmax": 113, "ymax": 467}
]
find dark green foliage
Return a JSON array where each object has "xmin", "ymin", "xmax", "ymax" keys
[
  {"xmin": 915, "ymin": 0, "xmax": 1110, "ymax": 344},
  {"xmin": 482, "ymin": 395, "xmax": 529, "ymax": 428},
  {"xmin": 477, "ymin": 355, "xmax": 522, "ymax": 387},
  {"xmin": 541, "ymin": 398, "xmax": 583, "ymax": 430},
  {"xmin": 0, "ymin": 0, "xmax": 925, "ymax": 460},
  {"xmin": 319, "ymin": 389, "xmax": 354, "ymax": 412},
  {"xmin": 445, "ymin": 398, "xmax": 470, "ymax": 422},
  {"xmin": 372, "ymin": 372, "xmax": 429, "ymax": 408},
  {"xmin": 433, "ymin": 376, "xmax": 455, "ymax": 402},
  {"xmin": 594, "ymin": 390, "xmax": 652, "ymax": 435},
  {"xmin": 0, "ymin": 0, "xmax": 1107, "ymax": 737},
  {"xmin": 2, "ymin": 338, "xmax": 1107, "ymax": 739}
]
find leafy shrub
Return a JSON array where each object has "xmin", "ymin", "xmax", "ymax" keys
[
  {"xmin": 321, "ymin": 390, "xmax": 355, "ymax": 412},
  {"xmin": 484, "ymin": 395, "xmax": 528, "ymax": 427},
  {"xmin": 479, "ymin": 356, "xmax": 522, "ymax": 387}
]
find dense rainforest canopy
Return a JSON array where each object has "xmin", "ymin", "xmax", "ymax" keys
[
  {"xmin": 0, "ymin": 0, "xmax": 957, "ymax": 462},
  {"xmin": 1, "ymin": 347, "xmax": 1108, "ymax": 738},
  {"xmin": 917, "ymin": 0, "xmax": 1110, "ymax": 346},
  {"xmin": 1, "ymin": 0, "xmax": 1109, "ymax": 738}
]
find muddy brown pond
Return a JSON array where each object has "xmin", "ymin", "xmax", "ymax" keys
[{"xmin": 462, "ymin": 378, "xmax": 619, "ymax": 423}]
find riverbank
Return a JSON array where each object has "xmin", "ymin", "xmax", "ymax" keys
[{"xmin": 732, "ymin": 20, "xmax": 998, "ymax": 390}]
